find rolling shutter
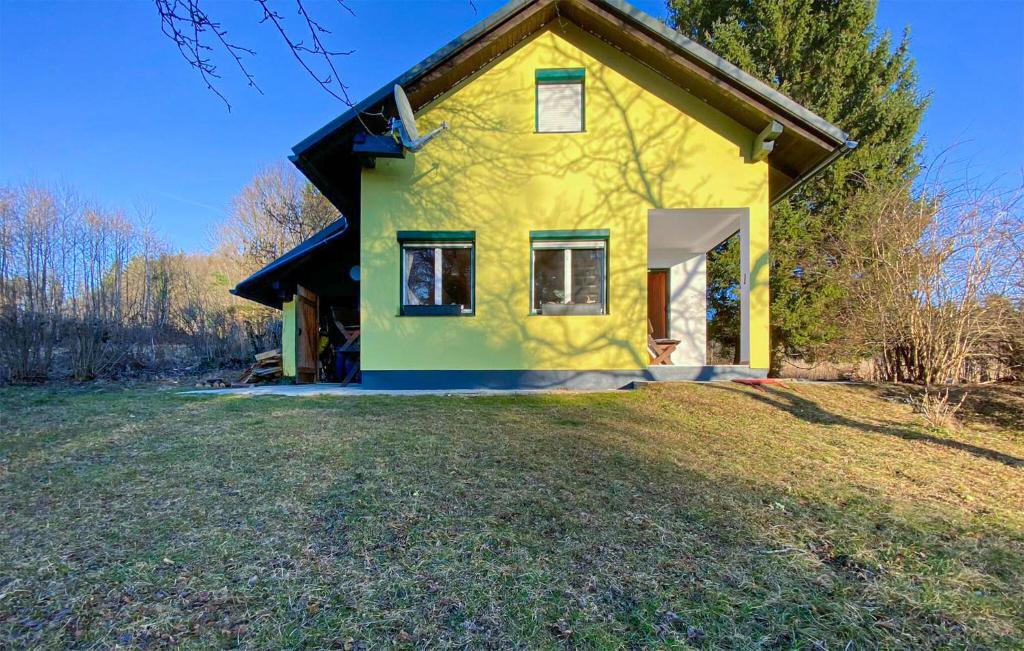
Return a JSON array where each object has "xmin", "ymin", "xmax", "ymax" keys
[
  {"xmin": 536, "ymin": 68, "xmax": 584, "ymax": 133},
  {"xmin": 537, "ymin": 83, "xmax": 582, "ymax": 132}
]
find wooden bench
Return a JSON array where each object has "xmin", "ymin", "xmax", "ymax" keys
[{"xmin": 647, "ymin": 319, "xmax": 679, "ymax": 365}]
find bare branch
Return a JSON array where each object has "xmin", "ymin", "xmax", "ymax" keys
[
  {"xmin": 252, "ymin": 0, "xmax": 354, "ymax": 105},
  {"xmin": 154, "ymin": 0, "xmax": 263, "ymax": 111},
  {"xmin": 154, "ymin": 0, "xmax": 355, "ymax": 109}
]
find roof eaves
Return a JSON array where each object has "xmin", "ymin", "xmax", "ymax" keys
[
  {"xmin": 231, "ymin": 217, "xmax": 349, "ymax": 299},
  {"xmin": 594, "ymin": 0, "xmax": 849, "ymax": 146},
  {"xmin": 291, "ymin": 0, "xmax": 849, "ymax": 164},
  {"xmin": 770, "ymin": 139, "xmax": 858, "ymax": 206}
]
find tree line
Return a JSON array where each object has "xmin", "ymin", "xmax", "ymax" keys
[
  {"xmin": 4, "ymin": 159, "xmax": 1018, "ymax": 386},
  {"xmin": 0, "ymin": 165, "xmax": 335, "ymax": 382}
]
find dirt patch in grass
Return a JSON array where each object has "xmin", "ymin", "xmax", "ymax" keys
[{"xmin": 1, "ymin": 382, "xmax": 1022, "ymax": 648}]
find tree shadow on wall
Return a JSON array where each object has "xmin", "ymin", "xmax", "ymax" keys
[{"xmin": 362, "ymin": 22, "xmax": 769, "ymax": 381}]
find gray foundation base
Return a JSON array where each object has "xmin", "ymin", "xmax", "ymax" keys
[{"xmin": 361, "ymin": 366, "xmax": 767, "ymax": 391}]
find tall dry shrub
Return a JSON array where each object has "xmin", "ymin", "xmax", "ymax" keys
[{"xmin": 839, "ymin": 176, "xmax": 1023, "ymax": 384}]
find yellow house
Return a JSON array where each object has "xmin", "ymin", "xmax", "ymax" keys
[{"xmin": 232, "ymin": 0, "xmax": 854, "ymax": 390}]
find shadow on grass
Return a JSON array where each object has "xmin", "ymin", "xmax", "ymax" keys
[
  {"xmin": 873, "ymin": 383, "xmax": 1024, "ymax": 434},
  {"xmin": 298, "ymin": 392, "xmax": 1021, "ymax": 648},
  {"xmin": 3, "ymin": 386, "xmax": 1022, "ymax": 649},
  {"xmin": 704, "ymin": 384, "xmax": 1024, "ymax": 468}
]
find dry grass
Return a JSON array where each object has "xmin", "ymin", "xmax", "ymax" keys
[{"xmin": 1, "ymin": 381, "xmax": 1022, "ymax": 649}]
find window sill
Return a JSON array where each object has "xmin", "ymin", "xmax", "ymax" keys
[
  {"xmin": 400, "ymin": 305, "xmax": 474, "ymax": 317},
  {"xmin": 530, "ymin": 305, "xmax": 607, "ymax": 316}
]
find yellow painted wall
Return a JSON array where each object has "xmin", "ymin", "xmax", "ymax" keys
[
  {"xmin": 361, "ymin": 23, "xmax": 771, "ymax": 371},
  {"xmin": 282, "ymin": 299, "xmax": 296, "ymax": 377}
]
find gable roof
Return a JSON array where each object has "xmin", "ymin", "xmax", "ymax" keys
[{"xmin": 290, "ymin": 0, "xmax": 854, "ymax": 207}]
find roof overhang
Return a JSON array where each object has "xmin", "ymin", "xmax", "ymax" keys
[
  {"xmin": 290, "ymin": 0, "xmax": 854, "ymax": 213},
  {"xmin": 231, "ymin": 217, "xmax": 355, "ymax": 308}
]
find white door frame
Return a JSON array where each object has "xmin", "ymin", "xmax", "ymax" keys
[
  {"xmin": 647, "ymin": 208, "xmax": 752, "ymax": 366},
  {"xmin": 739, "ymin": 213, "xmax": 750, "ymax": 365}
]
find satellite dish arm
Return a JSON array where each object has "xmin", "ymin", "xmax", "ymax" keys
[{"xmin": 394, "ymin": 119, "xmax": 449, "ymax": 153}]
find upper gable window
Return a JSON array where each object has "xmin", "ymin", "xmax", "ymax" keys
[{"xmin": 535, "ymin": 68, "xmax": 585, "ymax": 133}]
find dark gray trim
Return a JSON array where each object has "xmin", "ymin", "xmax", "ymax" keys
[
  {"xmin": 352, "ymin": 133, "xmax": 405, "ymax": 167},
  {"xmin": 361, "ymin": 366, "xmax": 767, "ymax": 390},
  {"xmin": 400, "ymin": 304, "xmax": 464, "ymax": 317}
]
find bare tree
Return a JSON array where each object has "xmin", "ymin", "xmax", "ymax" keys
[
  {"xmin": 217, "ymin": 162, "xmax": 338, "ymax": 274},
  {"xmin": 0, "ymin": 183, "xmax": 279, "ymax": 382},
  {"xmin": 0, "ymin": 185, "xmax": 77, "ymax": 380}
]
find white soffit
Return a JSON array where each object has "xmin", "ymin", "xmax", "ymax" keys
[{"xmin": 647, "ymin": 208, "xmax": 746, "ymax": 253}]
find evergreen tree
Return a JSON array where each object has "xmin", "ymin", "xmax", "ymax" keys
[{"xmin": 668, "ymin": 0, "xmax": 928, "ymax": 371}]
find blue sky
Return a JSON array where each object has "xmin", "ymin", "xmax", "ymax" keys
[{"xmin": 1, "ymin": 0, "xmax": 1022, "ymax": 252}]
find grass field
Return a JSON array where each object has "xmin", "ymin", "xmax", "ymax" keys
[{"xmin": 1, "ymin": 381, "xmax": 1022, "ymax": 649}]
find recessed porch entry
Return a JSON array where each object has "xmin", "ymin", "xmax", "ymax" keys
[{"xmin": 647, "ymin": 208, "xmax": 751, "ymax": 367}]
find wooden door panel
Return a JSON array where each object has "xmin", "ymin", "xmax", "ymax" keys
[
  {"xmin": 647, "ymin": 270, "xmax": 669, "ymax": 340},
  {"xmin": 295, "ymin": 287, "xmax": 318, "ymax": 384}
]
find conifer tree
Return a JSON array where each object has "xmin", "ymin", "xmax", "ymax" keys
[{"xmin": 667, "ymin": 0, "xmax": 928, "ymax": 370}]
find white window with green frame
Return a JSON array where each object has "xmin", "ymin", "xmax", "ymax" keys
[
  {"xmin": 531, "ymin": 230, "xmax": 608, "ymax": 315},
  {"xmin": 398, "ymin": 231, "xmax": 475, "ymax": 316},
  {"xmin": 535, "ymin": 68, "xmax": 585, "ymax": 133}
]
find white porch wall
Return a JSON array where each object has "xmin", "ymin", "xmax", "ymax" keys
[{"xmin": 649, "ymin": 249, "xmax": 706, "ymax": 365}]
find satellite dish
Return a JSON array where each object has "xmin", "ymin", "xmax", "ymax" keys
[
  {"xmin": 394, "ymin": 84, "xmax": 419, "ymax": 141},
  {"xmin": 391, "ymin": 84, "xmax": 449, "ymax": 152}
]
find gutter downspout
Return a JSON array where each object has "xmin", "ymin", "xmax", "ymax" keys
[{"xmin": 771, "ymin": 140, "xmax": 858, "ymax": 206}]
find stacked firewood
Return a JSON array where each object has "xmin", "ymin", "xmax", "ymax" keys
[{"xmin": 238, "ymin": 349, "xmax": 283, "ymax": 384}]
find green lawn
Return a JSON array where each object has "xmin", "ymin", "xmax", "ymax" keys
[{"xmin": 1, "ymin": 382, "xmax": 1022, "ymax": 649}]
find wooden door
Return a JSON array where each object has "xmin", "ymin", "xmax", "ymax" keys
[
  {"xmin": 295, "ymin": 286, "xmax": 318, "ymax": 384},
  {"xmin": 647, "ymin": 270, "xmax": 669, "ymax": 340}
]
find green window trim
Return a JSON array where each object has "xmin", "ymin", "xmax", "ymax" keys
[
  {"xmin": 535, "ymin": 68, "xmax": 585, "ymax": 84},
  {"xmin": 530, "ymin": 229, "xmax": 609, "ymax": 241},
  {"xmin": 397, "ymin": 230, "xmax": 475, "ymax": 243},
  {"xmin": 535, "ymin": 68, "xmax": 585, "ymax": 134}
]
